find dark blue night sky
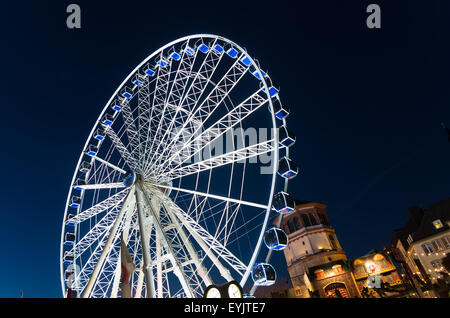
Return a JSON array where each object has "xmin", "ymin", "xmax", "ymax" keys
[{"xmin": 0, "ymin": 1, "xmax": 449, "ymax": 297}]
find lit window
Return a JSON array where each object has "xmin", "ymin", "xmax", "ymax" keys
[
  {"xmin": 432, "ymin": 219, "xmax": 443, "ymax": 230},
  {"xmin": 422, "ymin": 243, "xmax": 434, "ymax": 254},
  {"xmin": 407, "ymin": 235, "xmax": 413, "ymax": 244},
  {"xmin": 332, "ymin": 265, "xmax": 343, "ymax": 274},
  {"xmin": 442, "ymin": 236, "xmax": 450, "ymax": 249},
  {"xmin": 314, "ymin": 269, "xmax": 325, "ymax": 280}
]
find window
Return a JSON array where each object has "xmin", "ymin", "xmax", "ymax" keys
[
  {"xmin": 301, "ymin": 214, "xmax": 311, "ymax": 227},
  {"xmin": 422, "ymin": 243, "xmax": 434, "ymax": 254},
  {"xmin": 432, "ymin": 240, "xmax": 444, "ymax": 251},
  {"xmin": 314, "ymin": 269, "xmax": 325, "ymax": 280},
  {"xmin": 432, "ymin": 219, "xmax": 443, "ymax": 230},
  {"xmin": 407, "ymin": 235, "xmax": 413, "ymax": 244},
  {"xmin": 332, "ymin": 264, "xmax": 343, "ymax": 274},
  {"xmin": 309, "ymin": 213, "xmax": 318, "ymax": 226},
  {"xmin": 431, "ymin": 260, "xmax": 442, "ymax": 268},
  {"xmin": 287, "ymin": 219, "xmax": 295, "ymax": 234},
  {"xmin": 293, "ymin": 217, "xmax": 301, "ymax": 231},
  {"xmin": 442, "ymin": 236, "xmax": 450, "ymax": 249},
  {"xmin": 329, "ymin": 234, "xmax": 338, "ymax": 250}
]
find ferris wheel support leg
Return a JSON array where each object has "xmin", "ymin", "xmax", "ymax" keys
[
  {"xmin": 159, "ymin": 199, "xmax": 213, "ymax": 287},
  {"xmin": 135, "ymin": 184, "xmax": 157, "ymax": 298},
  {"xmin": 134, "ymin": 260, "xmax": 145, "ymax": 298},
  {"xmin": 160, "ymin": 198, "xmax": 233, "ymax": 282},
  {"xmin": 81, "ymin": 186, "xmax": 136, "ymax": 298},
  {"xmin": 140, "ymin": 185, "xmax": 194, "ymax": 298}
]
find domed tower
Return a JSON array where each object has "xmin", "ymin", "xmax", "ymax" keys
[{"xmin": 278, "ymin": 200, "xmax": 360, "ymax": 298}]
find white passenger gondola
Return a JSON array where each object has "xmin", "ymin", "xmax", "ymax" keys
[
  {"xmin": 182, "ymin": 42, "xmax": 196, "ymax": 56},
  {"xmin": 278, "ymin": 125, "xmax": 296, "ymax": 147},
  {"xmin": 251, "ymin": 263, "xmax": 276, "ymax": 286},
  {"xmin": 133, "ymin": 73, "xmax": 145, "ymax": 87},
  {"xmin": 73, "ymin": 178, "xmax": 86, "ymax": 190},
  {"xmin": 79, "ymin": 161, "xmax": 91, "ymax": 173},
  {"xmin": 196, "ymin": 39, "xmax": 209, "ymax": 54},
  {"xmin": 224, "ymin": 43, "xmax": 239, "ymax": 59},
  {"xmin": 272, "ymin": 191, "xmax": 295, "ymax": 215},
  {"xmin": 94, "ymin": 127, "xmax": 105, "ymax": 141},
  {"xmin": 86, "ymin": 145, "xmax": 98, "ymax": 156},
  {"xmin": 64, "ymin": 232, "xmax": 76, "ymax": 246},
  {"xmin": 121, "ymin": 86, "xmax": 133, "ymax": 99},
  {"xmin": 144, "ymin": 63, "xmax": 156, "ymax": 77},
  {"xmin": 66, "ymin": 214, "xmax": 76, "ymax": 226},
  {"xmin": 63, "ymin": 251, "xmax": 74, "ymax": 264},
  {"xmin": 102, "ymin": 114, "xmax": 114, "ymax": 126},
  {"xmin": 69, "ymin": 196, "xmax": 81, "ymax": 208},
  {"xmin": 168, "ymin": 46, "xmax": 182, "ymax": 61},
  {"xmin": 264, "ymin": 227, "xmax": 288, "ymax": 251},
  {"xmin": 272, "ymin": 99, "xmax": 290, "ymax": 120},
  {"xmin": 277, "ymin": 157, "xmax": 298, "ymax": 179},
  {"xmin": 123, "ymin": 170, "xmax": 136, "ymax": 187}
]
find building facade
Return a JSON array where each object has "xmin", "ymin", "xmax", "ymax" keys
[
  {"xmin": 279, "ymin": 200, "xmax": 360, "ymax": 298},
  {"xmin": 391, "ymin": 197, "xmax": 450, "ymax": 297},
  {"xmin": 352, "ymin": 250, "xmax": 403, "ymax": 295}
]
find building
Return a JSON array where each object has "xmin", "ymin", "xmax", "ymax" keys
[
  {"xmin": 391, "ymin": 197, "xmax": 450, "ymax": 297},
  {"xmin": 351, "ymin": 250, "xmax": 404, "ymax": 297},
  {"xmin": 279, "ymin": 200, "xmax": 360, "ymax": 298}
]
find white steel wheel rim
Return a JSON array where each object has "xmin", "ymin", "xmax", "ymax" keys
[{"xmin": 60, "ymin": 34, "xmax": 285, "ymax": 298}]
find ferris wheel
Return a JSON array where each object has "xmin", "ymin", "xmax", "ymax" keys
[{"xmin": 60, "ymin": 34, "xmax": 298, "ymax": 298}]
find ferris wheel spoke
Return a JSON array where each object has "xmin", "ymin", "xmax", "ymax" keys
[
  {"xmin": 142, "ymin": 48, "xmax": 198, "ymax": 175},
  {"xmin": 104, "ymin": 125, "xmax": 140, "ymax": 173},
  {"xmin": 119, "ymin": 100, "xmax": 142, "ymax": 162},
  {"xmin": 147, "ymin": 43, "xmax": 243, "ymax": 170},
  {"xmin": 138, "ymin": 183, "xmax": 196, "ymax": 297},
  {"xmin": 93, "ymin": 156, "xmax": 127, "ymax": 174},
  {"xmin": 145, "ymin": 40, "xmax": 224, "ymax": 173},
  {"xmin": 148, "ymin": 48, "xmax": 246, "ymax": 174},
  {"xmin": 141, "ymin": 54, "xmax": 173, "ymax": 169},
  {"xmin": 149, "ymin": 182, "xmax": 268, "ymax": 210},
  {"xmin": 75, "ymin": 182, "xmax": 125, "ymax": 191},
  {"xmin": 69, "ymin": 188, "xmax": 129, "ymax": 225},
  {"xmin": 156, "ymin": 87, "xmax": 268, "ymax": 174},
  {"xmin": 162, "ymin": 139, "xmax": 277, "ymax": 180},
  {"xmin": 70, "ymin": 207, "xmax": 120, "ymax": 258},
  {"xmin": 155, "ymin": 192, "xmax": 248, "ymax": 278},
  {"xmin": 81, "ymin": 188, "xmax": 136, "ymax": 298}
]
